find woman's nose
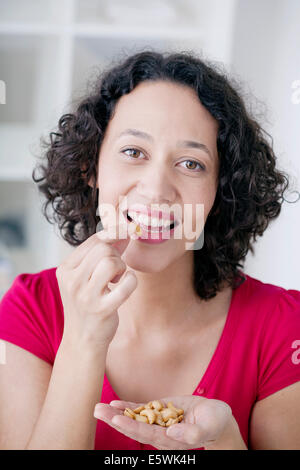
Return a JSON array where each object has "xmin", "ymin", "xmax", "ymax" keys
[{"xmin": 135, "ymin": 166, "xmax": 176, "ymax": 203}]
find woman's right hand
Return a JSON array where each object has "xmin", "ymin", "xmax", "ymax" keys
[{"xmin": 56, "ymin": 220, "xmax": 138, "ymax": 354}]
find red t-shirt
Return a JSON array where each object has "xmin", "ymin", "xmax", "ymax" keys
[{"xmin": 0, "ymin": 267, "xmax": 300, "ymax": 450}]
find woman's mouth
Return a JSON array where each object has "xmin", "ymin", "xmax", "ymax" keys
[{"xmin": 125, "ymin": 209, "xmax": 178, "ymax": 243}]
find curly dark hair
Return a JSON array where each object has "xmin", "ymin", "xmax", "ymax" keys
[{"xmin": 32, "ymin": 49, "xmax": 297, "ymax": 300}]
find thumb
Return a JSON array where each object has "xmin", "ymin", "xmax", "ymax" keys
[{"xmin": 98, "ymin": 220, "xmax": 138, "ymax": 255}]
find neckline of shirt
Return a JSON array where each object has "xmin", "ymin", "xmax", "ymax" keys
[{"xmin": 103, "ymin": 270, "xmax": 249, "ymax": 400}]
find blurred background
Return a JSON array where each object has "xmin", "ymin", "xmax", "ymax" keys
[{"xmin": 0, "ymin": 0, "xmax": 299, "ymax": 297}]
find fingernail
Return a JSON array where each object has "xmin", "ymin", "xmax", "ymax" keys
[
  {"xmin": 112, "ymin": 415, "xmax": 121, "ymax": 425},
  {"xmin": 94, "ymin": 403, "xmax": 105, "ymax": 416},
  {"xmin": 94, "ymin": 409, "xmax": 101, "ymax": 418},
  {"xmin": 167, "ymin": 425, "xmax": 184, "ymax": 439}
]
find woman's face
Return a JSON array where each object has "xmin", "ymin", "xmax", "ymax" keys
[{"xmin": 96, "ymin": 80, "xmax": 219, "ymax": 272}]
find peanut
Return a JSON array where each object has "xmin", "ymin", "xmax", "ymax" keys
[{"xmin": 123, "ymin": 401, "xmax": 184, "ymax": 427}]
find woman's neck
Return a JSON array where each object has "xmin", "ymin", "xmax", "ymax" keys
[{"xmin": 115, "ymin": 251, "xmax": 231, "ymax": 340}]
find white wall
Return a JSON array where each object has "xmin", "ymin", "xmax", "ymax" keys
[{"xmin": 230, "ymin": 0, "xmax": 300, "ymax": 289}]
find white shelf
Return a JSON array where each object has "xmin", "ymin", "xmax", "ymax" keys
[
  {"xmin": 74, "ymin": 24, "xmax": 204, "ymax": 40},
  {"xmin": 0, "ymin": 23, "xmax": 204, "ymax": 40},
  {"xmin": 0, "ymin": 23, "xmax": 71, "ymax": 36},
  {"xmin": 0, "ymin": 0, "xmax": 66, "ymax": 24},
  {"xmin": 0, "ymin": 33, "xmax": 69, "ymax": 183}
]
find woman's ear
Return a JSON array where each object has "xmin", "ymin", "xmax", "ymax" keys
[
  {"xmin": 87, "ymin": 176, "xmax": 95, "ymax": 188},
  {"xmin": 81, "ymin": 164, "xmax": 97, "ymax": 189}
]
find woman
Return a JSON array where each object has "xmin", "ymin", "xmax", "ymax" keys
[{"xmin": 0, "ymin": 50, "xmax": 299, "ymax": 450}]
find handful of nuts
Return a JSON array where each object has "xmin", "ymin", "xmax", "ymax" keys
[{"xmin": 123, "ymin": 400, "xmax": 184, "ymax": 427}]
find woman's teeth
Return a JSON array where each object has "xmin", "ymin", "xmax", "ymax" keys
[{"xmin": 127, "ymin": 211, "xmax": 175, "ymax": 232}]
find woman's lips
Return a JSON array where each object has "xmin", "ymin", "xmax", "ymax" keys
[
  {"xmin": 125, "ymin": 210, "xmax": 177, "ymax": 243},
  {"xmin": 126, "ymin": 204, "xmax": 176, "ymax": 223}
]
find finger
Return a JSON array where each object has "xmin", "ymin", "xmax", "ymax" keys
[
  {"xmin": 94, "ymin": 403, "xmax": 124, "ymax": 421},
  {"xmin": 102, "ymin": 271, "xmax": 138, "ymax": 309},
  {"xmin": 108, "ymin": 400, "xmax": 146, "ymax": 410},
  {"xmin": 62, "ymin": 233, "xmax": 103, "ymax": 269},
  {"xmin": 86, "ymin": 255, "xmax": 127, "ymax": 294},
  {"xmin": 97, "ymin": 220, "xmax": 139, "ymax": 255},
  {"xmin": 94, "ymin": 404, "xmax": 191, "ymax": 450},
  {"xmin": 93, "ymin": 404, "xmax": 151, "ymax": 445},
  {"xmin": 76, "ymin": 248, "xmax": 126, "ymax": 285},
  {"xmin": 100, "ymin": 270, "xmax": 138, "ymax": 307},
  {"xmin": 110, "ymin": 414, "xmax": 186, "ymax": 449},
  {"xmin": 62, "ymin": 218, "xmax": 137, "ymax": 270},
  {"xmin": 73, "ymin": 243, "xmax": 124, "ymax": 282}
]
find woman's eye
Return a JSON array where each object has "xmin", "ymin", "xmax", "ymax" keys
[
  {"xmin": 121, "ymin": 149, "xmax": 205, "ymax": 172},
  {"xmin": 121, "ymin": 148, "xmax": 144, "ymax": 159},
  {"xmin": 179, "ymin": 160, "xmax": 206, "ymax": 172}
]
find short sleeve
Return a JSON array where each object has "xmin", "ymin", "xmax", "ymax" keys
[
  {"xmin": 0, "ymin": 269, "xmax": 63, "ymax": 365},
  {"xmin": 257, "ymin": 288, "xmax": 300, "ymax": 401}
]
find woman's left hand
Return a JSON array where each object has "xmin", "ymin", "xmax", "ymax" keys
[{"xmin": 94, "ymin": 395, "xmax": 242, "ymax": 450}]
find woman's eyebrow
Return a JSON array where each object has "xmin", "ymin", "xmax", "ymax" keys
[{"xmin": 117, "ymin": 128, "xmax": 213, "ymax": 159}]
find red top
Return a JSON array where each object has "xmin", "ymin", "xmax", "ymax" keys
[{"xmin": 0, "ymin": 267, "xmax": 300, "ymax": 450}]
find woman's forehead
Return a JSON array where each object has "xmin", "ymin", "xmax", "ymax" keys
[{"xmin": 106, "ymin": 81, "xmax": 219, "ymax": 140}]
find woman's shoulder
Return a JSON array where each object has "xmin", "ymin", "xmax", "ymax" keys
[
  {"xmin": 242, "ymin": 271, "xmax": 300, "ymax": 309},
  {"xmin": 0, "ymin": 267, "xmax": 63, "ymax": 365},
  {"xmin": 13, "ymin": 266, "xmax": 58, "ymax": 288},
  {"xmin": 239, "ymin": 275, "xmax": 300, "ymax": 401},
  {"xmin": 4, "ymin": 266, "xmax": 60, "ymax": 303},
  {"xmin": 1, "ymin": 266, "xmax": 62, "ymax": 315},
  {"xmin": 238, "ymin": 271, "xmax": 300, "ymax": 330}
]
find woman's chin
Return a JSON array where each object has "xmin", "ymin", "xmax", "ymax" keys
[{"xmin": 122, "ymin": 249, "xmax": 171, "ymax": 274}]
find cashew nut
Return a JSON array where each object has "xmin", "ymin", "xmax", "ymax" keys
[
  {"xmin": 145, "ymin": 401, "xmax": 154, "ymax": 409},
  {"xmin": 133, "ymin": 406, "xmax": 145, "ymax": 414},
  {"xmin": 151, "ymin": 400, "xmax": 164, "ymax": 411},
  {"xmin": 166, "ymin": 417, "xmax": 179, "ymax": 427},
  {"xmin": 124, "ymin": 407, "xmax": 135, "ymax": 419},
  {"xmin": 134, "ymin": 413, "xmax": 148, "ymax": 423},
  {"xmin": 160, "ymin": 407, "xmax": 178, "ymax": 422},
  {"xmin": 153, "ymin": 410, "xmax": 166, "ymax": 427},
  {"xmin": 140, "ymin": 409, "xmax": 156, "ymax": 424},
  {"xmin": 167, "ymin": 402, "xmax": 184, "ymax": 416},
  {"xmin": 123, "ymin": 400, "xmax": 184, "ymax": 427}
]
